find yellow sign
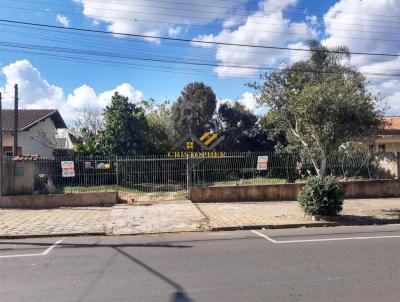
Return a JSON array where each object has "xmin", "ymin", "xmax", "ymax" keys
[
  {"xmin": 199, "ymin": 132, "xmax": 219, "ymax": 146},
  {"xmin": 169, "ymin": 131, "xmax": 226, "ymax": 157},
  {"xmin": 167, "ymin": 151, "xmax": 226, "ymax": 158}
]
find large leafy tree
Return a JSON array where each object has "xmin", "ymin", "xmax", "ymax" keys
[
  {"xmin": 99, "ymin": 92, "xmax": 148, "ymax": 155},
  {"xmin": 259, "ymin": 111, "xmax": 288, "ymax": 152},
  {"xmin": 71, "ymin": 109, "xmax": 103, "ymax": 155},
  {"xmin": 171, "ymin": 82, "xmax": 217, "ymax": 138},
  {"xmin": 216, "ymin": 101, "xmax": 276, "ymax": 151},
  {"xmin": 251, "ymin": 40, "xmax": 382, "ymax": 176},
  {"xmin": 142, "ymin": 98, "xmax": 173, "ymax": 154}
]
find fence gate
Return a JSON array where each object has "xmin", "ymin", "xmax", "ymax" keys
[{"xmin": 116, "ymin": 156, "xmax": 188, "ymax": 203}]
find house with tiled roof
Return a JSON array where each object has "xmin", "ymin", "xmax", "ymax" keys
[
  {"xmin": 2, "ymin": 109, "xmax": 68, "ymax": 158},
  {"xmin": 362, "ymin": 116, "xmax": 400, "ymax": 153}
]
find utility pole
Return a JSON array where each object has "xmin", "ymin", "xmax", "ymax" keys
[
  {"xmin": 13, "ymin": 84, "xmax": 18, "ymax": 156},
  {"xmin": 0, "ymin": 91, "xmax": 3, "ymax": 200}
]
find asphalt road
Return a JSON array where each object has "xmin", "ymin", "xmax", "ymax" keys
[{"xmin": 1, "ymin": 225, "xmax": 400, "ymax": 302}]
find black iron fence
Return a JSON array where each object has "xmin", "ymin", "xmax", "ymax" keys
[{"xmin": 1, "ymin": 151, "xmax": 398, "ymax": 201}]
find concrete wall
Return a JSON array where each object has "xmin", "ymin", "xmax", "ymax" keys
[
  {"xmin": 341, "ymin": 180, "xmax": 400, "ymax": 199},
  {"xmin": 3, "ymin": 117, "xmax": 58, "ymax": 158},
  {"xmin": 13, "ymin": 161, "xmax": 35, "ymax": 193},
  {"xmin": 375, "ymin": 153, "xmax": 399, "ymax": 178},
  {"xmin": 0, "ymin": 192, "xmax": 117, "ymax": 209},
  {"xmin": 190, "ymin": 180, "xmax": 400, "ymax": 203}
]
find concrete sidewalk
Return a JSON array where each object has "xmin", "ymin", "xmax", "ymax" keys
[
  {"xmin": 196, "ymin": 198, "xmax": 400, "ymax": 230},
  {"xmin": 0, "ymin": 198, "xmax": 399, "ymax": 237}
]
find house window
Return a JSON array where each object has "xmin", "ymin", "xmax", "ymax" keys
[
  {"xmin": 378, "ymin": 144, "xmax": 386, "ymax": 153},
  {"xmin": 3, "ymin": 146, "xmax": 13, "ymax": 157},
  {"xmin": 3, "ymin": 146, "xmax": 22, "ymax": 156}
]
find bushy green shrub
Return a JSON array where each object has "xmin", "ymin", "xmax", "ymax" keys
[{"xmin": 298, "ymin": 176, "xmax": 344, "ymax": 216}]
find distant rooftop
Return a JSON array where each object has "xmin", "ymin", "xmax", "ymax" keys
[
  {"xmin": 1, "ymin": 109, "xmax": 67, "ymax": 131},
  {"xmin": 383, "ymin": 116, "xmax": 400, "ymax": 130}
]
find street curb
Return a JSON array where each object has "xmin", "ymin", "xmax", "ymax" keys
[
  {"xmin": 210, "ymin": 220, "xmax": 400, "ymax": 231},
  {"xmin": 2, "ymin": 220, "xmax": 400, "ymax": 239},
  {"xmin": 210, "ymin": 222, "xmax": 340, "ymax": 231},
  {"xmin": 0, "ymin": 232, "xmax": 107, "ymax": 240}
]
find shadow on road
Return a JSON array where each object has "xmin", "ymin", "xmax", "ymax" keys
[
  {"xmin": 329, "ymin": 213, "xmax": 400, "ymax": 226},
  {"xmin": 114, "ymin": 246, "xmax": 194, "ymax": 302},
  {"xmin": 0, "ymin": 233, "xmax": 258, "ymax": 250},
  {"xmin": 0, "ymin": 242, "xmax": 193, "ymax": 251}
]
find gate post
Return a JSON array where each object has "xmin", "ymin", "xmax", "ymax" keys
[
  {"xmin": 397, "ymin": 152, "xmax": 400, "ymax": 180},
  {"xmin": 115, "ymin": 155, "xmax": 119, "ymax": 192},
  {"xmin": 186, "ymin": 154, "xmax": 190, "ymax": 198}
]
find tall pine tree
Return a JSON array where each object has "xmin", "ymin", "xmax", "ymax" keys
[{"xmin": 171, "ymin": 82, "xmax": 216, "ymax": 139}]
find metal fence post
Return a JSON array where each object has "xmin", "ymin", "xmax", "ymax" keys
[
  {"xmin": 115, "ymin": 155, "xmax": 119, "ymax": 193},
  {"xmin": 397, "ymin": 152, "xmax": 400, "ymax": 180},
  {"xmin": 285, "ymin": 154, "xmax": 290, "ymax": 183},
  {"xmin": 186, "ymin": 154, "xmax": 190, "ymax": 198}
]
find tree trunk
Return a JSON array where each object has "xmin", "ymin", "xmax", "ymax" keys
[
  {"xmin": 310, "ymin": 157, "xmax": 321, "ymax": 177},
  {"xmin": 319, "ymin": 156, "xmax": 327, "ymax": 177},
  {"xmin": 310, "ymin": 155, "xmax": 327, "ymax": 177}
]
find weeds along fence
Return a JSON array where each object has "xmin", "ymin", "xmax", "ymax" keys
[{"xmin": 1, "ymin": 151, "xmax": 398, "ymax": 202}]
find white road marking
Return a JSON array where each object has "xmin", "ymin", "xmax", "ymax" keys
[
  {"xmin": 0, "ymin": 238, "xmax": 65, "ymax": 259},
  {"xmin": 41, "ymin": 238, "xmax": 65, "ymax": 255},
  {"xmin": 251, "ymin": 230, "xmax": 400, "ymax": 244},
  {"xmin": 251, "ymin": 230, "xmax": 278, "ymax": 243}
]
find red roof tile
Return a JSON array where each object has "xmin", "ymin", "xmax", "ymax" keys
[
  {"xmin": 383, "ymin": 116, "xmax": 400, "ymax": 131},
  {"xmin": 1, "ymin": 109, "xmax": 67, "ymax": 131}
]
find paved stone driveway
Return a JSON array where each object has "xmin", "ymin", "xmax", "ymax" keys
[
  {"xmin": 0, "ymin": 200, "xmax": 208, "ymax": 237},
  {"xmin": 107, "ymin": 201, "xmax": 208, "ymax": 235},
  {"xmin": 0, "ymin": 207, "xmax": 111, "ymax": 236},
  {"xmin": 196, "ymin": 198, "xmax": 400, "ymax": 229}
]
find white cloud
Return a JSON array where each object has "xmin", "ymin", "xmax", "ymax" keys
[
  {"xmin": 62, "ymin": 83, "xmax": 144, "ymax": 121},
  {"xmin": 0, "ymin": 60, "xmax": 64, "ymax": 109},
  {"xmin": 0, "ymin": 60, "xmax": 145, "ymax": 122},
  {"xmin": 193, "ymin": 0, "xmax": 316, "ymax": 77},
  {"xmin": 286, "ymin": 41, "xmax": 309, "ymax": 64},
  {"xmin": 74, "ymin": 0, "xmax": 247, "ymax": 39},
  {"xmin": 56, "ymin": 14, "xmax": 70, "ymax": 27},
  {"xmin": 98, "ymin": 83, "xmax": 144, "ymax": 106},
  {"xmin": 322, "ymin": 0, "xmax": 400, "ymax": 114},
  {"xmin": 168, "ymin": 26, "xmax": 183, "ymax": 38},
  {"xmin": 218, "ymin": 92, "xmax": 262, "ymax": 114},
  {"xmin": 306, "ymin": 15, "xmax": 318, "ymax": 26},
  {"xmin": 239, "ymin": 91, "xmax": 258, "ymax": 112}
]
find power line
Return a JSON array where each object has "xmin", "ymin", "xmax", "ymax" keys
[
  {"xmin": 9, "ymin": 0, "xmax": 400, "ymax": 25},
  {"xmin": 73, "ymin": 0, "xmax": 400, "ymax": 20},
  {"xmin": 8, "ymin": 0, "xmax": 400, "ymax": 23},
  {"xmin": 0, "ymin": 47, "xmax": 260, "ymax": 79},
  {"xmin": 0, "ymin": 19, "xmax": 399, "ymax": 58},
  {"xmin": 0, "ymin": 41, "xmax": 282, "ymax": 70},
  {"xmin": 2, "ymin": 4, "xmax": 400, "ymax": 43},
  {"xmin": 0, "ymin": 24, "xmax": 394, "ymax": 65},
  {"xmin": 1, "ymin": 40, "xmax": 400, "ymax": 78},
  {"xmin": 3, "ymin": 2, "xmax": 400, "ymax": 34}
]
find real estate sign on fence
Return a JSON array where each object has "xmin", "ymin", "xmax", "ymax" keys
[
  {"xmin": 61, "ymin": 161, "xmax": 75, "ymax": 178},
  {"xmin": 257, "ymin": 156, "xmax": 269, "ymax": 170}
]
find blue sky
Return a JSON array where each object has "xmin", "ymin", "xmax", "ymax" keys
[{"xmin": 0, "ymin": 0, "xmax": 399, "ymax": 121}]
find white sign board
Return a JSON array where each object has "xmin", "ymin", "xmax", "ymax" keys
[
  {"xmin": 61, "ymin": 161, "xmax": 75, "ymax": 177},
  {"xmin": 257, "ymin": 156, "xmax": 269, "ymax": 170}
]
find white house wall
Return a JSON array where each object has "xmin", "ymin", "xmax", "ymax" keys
[{"xmin": 3, "ymin": 117, "xmax": 58, "ymax": 158}]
